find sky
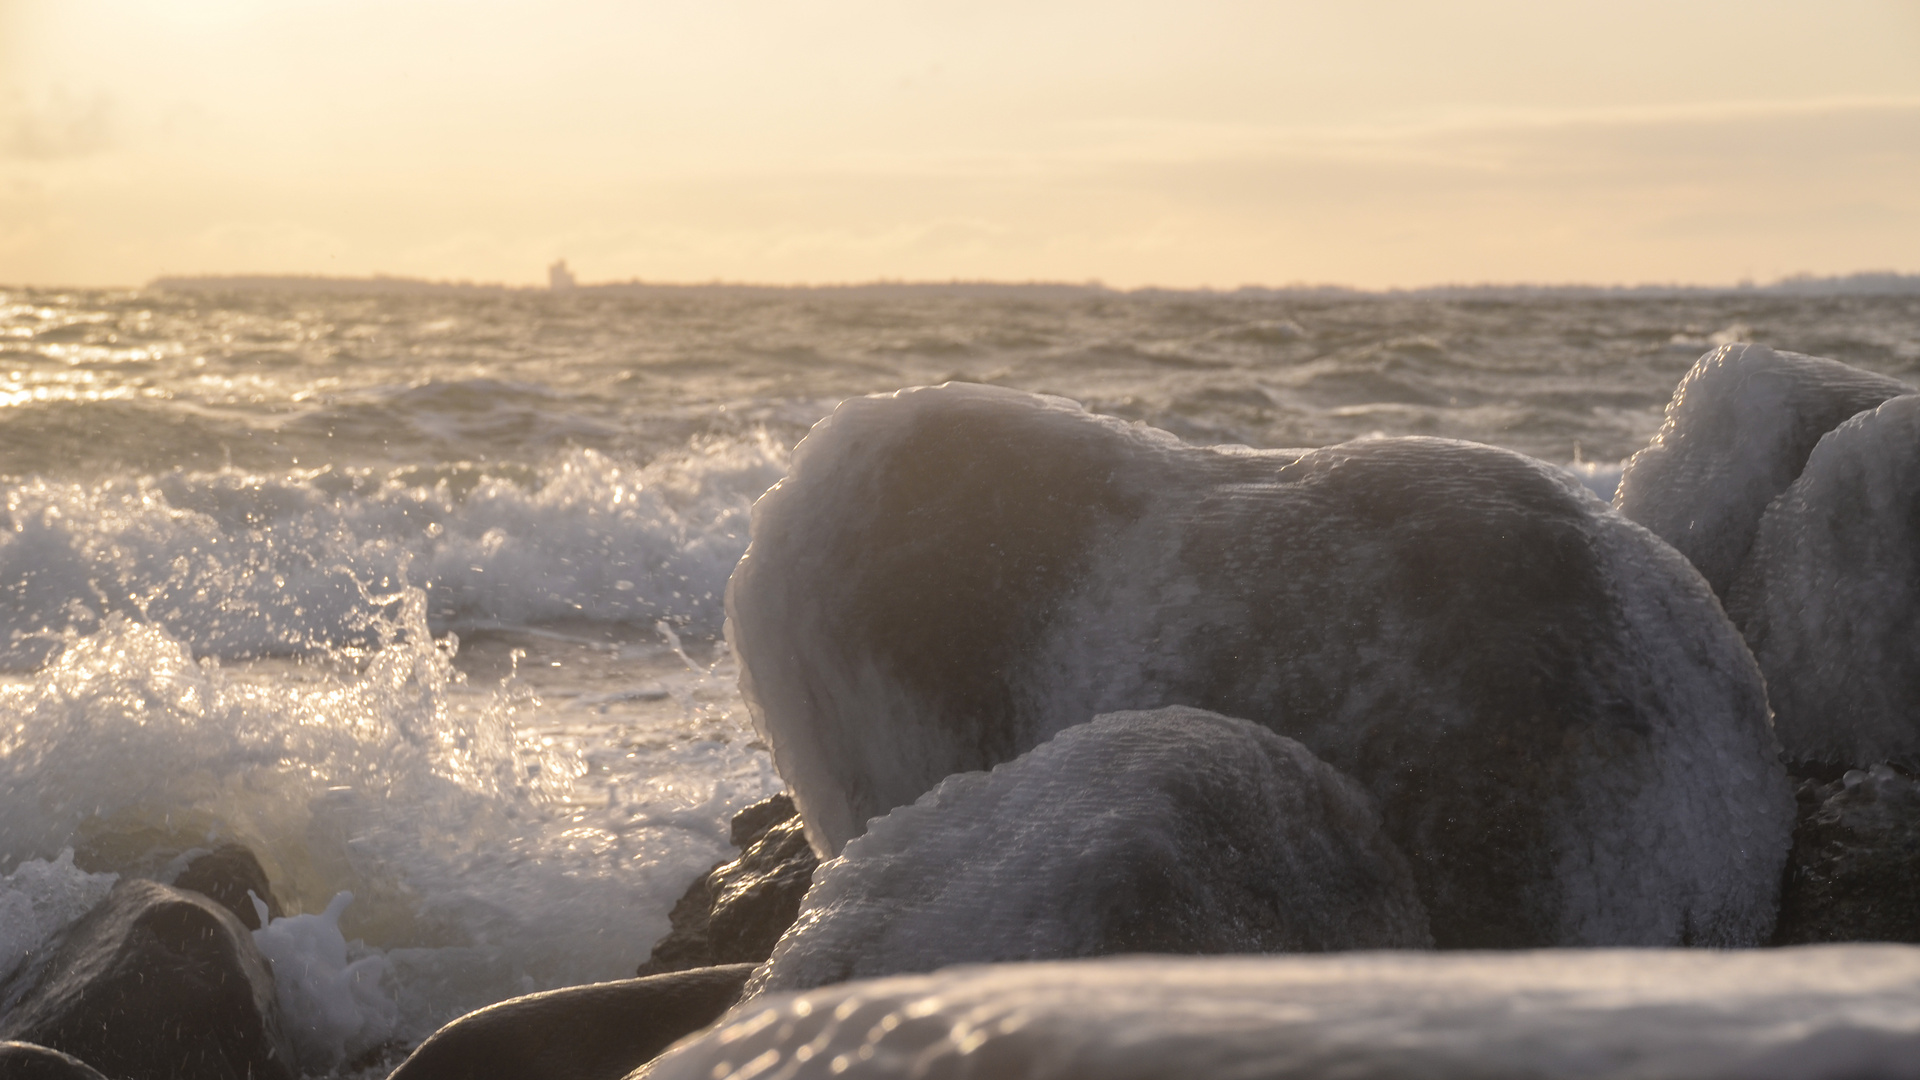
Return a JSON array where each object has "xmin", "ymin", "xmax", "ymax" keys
[{"xmin": 2, "ymin": 0, "xmax": 1918, "ymax": 289}]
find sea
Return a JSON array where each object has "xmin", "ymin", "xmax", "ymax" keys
[{"xmin": 2, "ymin": 283, "xmax": 1918, "ymax": 1073}]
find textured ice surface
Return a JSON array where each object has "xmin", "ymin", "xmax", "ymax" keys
[
  {"xmin": 1614, "ymin": 343, "xmax": 1910, "ymax": 596},
  {"xmin": 1728, "ymin": 394, "xmax": 1920, "ymax": 768},
  {"xmin": 643, "ymin": 948, "xmax": 1920, "ymax": 1080},
  {"xmin": 727, "ymin": 383, "xmax": 1792, "ymax": 947},
  {"xmin": 747, "ymin": 708, "xmax": 1428, "ymax": 996},
  {"xmin": 251, "ymin": 891, "xmax": 399, "ymax": 1075}
]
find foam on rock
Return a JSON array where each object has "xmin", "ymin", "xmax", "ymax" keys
[
  {"xmin": 747, "ymin": 708, "xmax": 1428, "ymax": 996},
  {"xmin": 1727, "ymin": 394, "xmax": 1920, "ymax": 768},
  {"xmin": 727, "ymin": 383, "xmax": 1793, "ymax": 947},
  {"xmin": 640, "ymin": 949, "xmax": 1920, "ymax": 1080},
  {"xmin": 1613, "ymin": 343, "xmax": 1910, "ymax": 596}
]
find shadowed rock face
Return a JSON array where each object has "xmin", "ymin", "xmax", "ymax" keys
[
  {"xmin": 638, "ymin": 794, "xmax": 819, "ymax": 977},
  {"xmin": 0, "ymin": 880, "xmax": 290, "ymax": 1080},
  {"xmin": 728, "ymin": 383, "xmax": 1792, "ymax": 949},
  {"xmin": 746, "ymin": 709, "xmax": 1429, "ymax": 998},
  {"xmin": 388, "ymin": 965, "xmax": 753, "ymax": 1080},
  {"xmin": 172, "ymin": 843, "xmax": 283, "ymax": 931},
  {"xmin": 1614, "ymin": 342, "xmax": 1910, "ymax": 597},
  {"xmin": 1775, "ymin": 765, "xmax": 1920, "ymax": 946}
]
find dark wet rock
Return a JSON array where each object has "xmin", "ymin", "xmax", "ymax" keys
[
  {"xmin": 1615, "ymin": 342, "xmax": 1910, "ymax": 597},
  {"xmin": 0, "ymin": 1042, "xmax": 109, "ymax": 1080},
  {"xmin": 1775, "ymin": 765, "xmax": 1920, "ymax": 945},
  {"xmin": 172, "ymin": 843, "xmax": 283, "ymax": 931},
  {"xmin": 637, "ymin": 794, "xmax": 818, "ymax": 976},
  {"xmin": 388, "ymin": 964, "xmax": 753, "ymax": 1080},
  {"xmin": 0, "ymin": 879, "xmax": 291, "ymax": 1080}
]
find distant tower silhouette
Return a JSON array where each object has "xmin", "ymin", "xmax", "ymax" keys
[{"xmin": 549, "ymin": 259, "xmax": 577, "ymax": 291}]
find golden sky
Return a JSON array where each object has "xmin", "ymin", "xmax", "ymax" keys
[{"xmin": 3, "ymin": 0, "xmax": 1918, "ymax": 288}]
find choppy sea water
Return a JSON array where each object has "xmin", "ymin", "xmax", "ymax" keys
[{"xmin": 3, "ymin": 285, "xmax": 1919, "ymax": 1071}]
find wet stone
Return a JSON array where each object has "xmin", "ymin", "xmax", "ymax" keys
[
  {"xmin": 637, "ymin": 793, "xmax": 818, "ymax": 976},
  {"xmin": 1775, "ymin": 764, "xmax": 1920, "ymax": 945}
]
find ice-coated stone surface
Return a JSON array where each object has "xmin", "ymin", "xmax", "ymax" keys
[
  {"xmin": 637, "ymin": 949, "xmax": 1920, "ymax": 1080},
  {"xmin": 1614, "ymin": 343, "xmax": 1909, "ymax": 596},
  {"xmin": 1727, "ymin": 394, "xmax": 1920, "ymax": 769},
  {"xmin": 746, "ymin": 708, "xmax": 1428, "ymax": 997},
  {"xmin": 727, "ymin": 383, "xmax": 1792, "ymax": 947}
]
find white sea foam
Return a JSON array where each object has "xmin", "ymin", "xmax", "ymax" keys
[
  {"xmin": 0, "ymin": 435, "xmax": 787, "ymax": 666},
  {"xmin": 0, "ymin": 593, "xmax": 779, "ymax": 1046},
  {"xmin": 0, "ymin": 849, "xmax": 116, "ymax": 1003},
  {"xmin": 251, "ymin": 891, "xmax": 399, "ymax": 1074}
]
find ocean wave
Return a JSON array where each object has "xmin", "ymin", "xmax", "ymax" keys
[{"xmin": 0, "ymin": 433, "xmax": 787, "ymax": 666}]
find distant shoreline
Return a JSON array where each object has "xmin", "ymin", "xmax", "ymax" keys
[{"xmin": 136, "ymin": 271, "xmax": 1920, "ymax": 301}]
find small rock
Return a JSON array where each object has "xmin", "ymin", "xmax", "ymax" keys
[
  {"xmin": 0, "ymin": 1041, "xmax": 109, "ymax": 1080},
  {"xmin": 172, "ymin": 843, "xmax": 284, "ymax": 931},
  {"xmin": 1775, "ymin": 764, "xmax": 1920, "ymax": 945},
  {"xmin": 0, "ymin": 880, "xmax": 292, "ymax": 1080},
  {"xmin": 387, "ymin": 964, "xmax": 754, "ymax": 1080},
  {"xmin": 637, "ymin": 794, "xmax": 819, "ymax": 976}
]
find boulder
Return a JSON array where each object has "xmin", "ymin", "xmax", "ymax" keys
[
  {"xmin": 1775, "ymin": 765, "xmax": 1920, "ymax": 945},
  {"xmin": 638, "ymin": 795, "xmax": 818, "ymax": 976},
  {"xmin": 388, "ymin": 964, "xmax": 754, "ymax": 1080},
  {"xmin": 1726, "ymin": 394, "xmax": 1920, "ymax": 769},
  {"xmin": 746, "ymin": 708, "xmax": 1429, "ymax": 997},
  {"xmin": 1613, "ymin": 342, "xmax": 1909, "ymax": 596},
  {"xmin": 638, "ymin": 949, "xmax": 1920, "ymax": 1080},
  {"xmin": 727, "ymin": 383, "xmax": 1793, "ymax": 947},
  {"xmin": 0, "ymin": 879, "xmax": 291, "ymax": 1080},
  {"xmin": 0, "ymin": 1042, "xmax": 108, "ymax": 1080},
  {"xmin": 172, "ymin": 843, "xmax": 283, "ymax": 931}
]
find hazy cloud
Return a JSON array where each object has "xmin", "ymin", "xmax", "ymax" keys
[{"xmin": 2, "ymin": 88, "xmax": 113, "ymax": 160}]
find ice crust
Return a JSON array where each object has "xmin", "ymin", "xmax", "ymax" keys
[
  {"xmin": 1728, "ymin": 394, "xmax": 1920, "ymax": 767},
  {"xmin": 726, "ymin": 383, "xmax": 1793, "ymax": 948},
  {"xmin": 644, "ymin": 948, "xmax": 1920, "ymax": 1080},
  {"xmin": 746, "ymin": 708, "xmax": 1429, "ymax": 996},
  {"xmin": 1614, "ymin": 343, "xmax": 1910, "ymax": 596}
]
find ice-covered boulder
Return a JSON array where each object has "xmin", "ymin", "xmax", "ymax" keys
[
  {"xmin": 1614, "ymin": 343, "xmax": 1909, "ymax": 596},
  {"xmin": 639, "ymin": 949, "xmax": 1920, "ymax": 1080},
  {"xmin": 746, "ymin": 708, "xmax": 1428, "ymax": 996},
  {"xmin": 1727, "ymin": 394, "xmax": 1920, "ymax": 769},
  {"xmin": 727, "ymin": 383, "xmax": 1792, "ymax": 947}
]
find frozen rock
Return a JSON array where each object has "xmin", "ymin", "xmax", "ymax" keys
[
  {"xmin": 637, "ymin": 794, "xmax": 819, "ymax": 977},
  {"xmin": 1727, "ymin": 394, "xmax": 1920, "ymax": 768},
  {"xmin": 727, "ymin": 383, "xmax": 1792, "ymax": 947},
  {"xmin": 389, "ymin": 964, "xmax": 753, "ymax": 1080},
  {"xmin": 0, "ymin": 879, "xmax": 291, "ymax": 1080},
  {"xmin": 1614, "ymin": 343, "xmax": 1909, "ymax": 596},
  {"xmin": 1775, "ymin": 764, "xmax": 1920, "ymax": 945},
  {"xmin": 638, "ymin": 948, "xmax": 1920, "ymax": 1080},
  {"xmin": 746, "ymin": 708, "xmax": 1429, "ymax": 997}
]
